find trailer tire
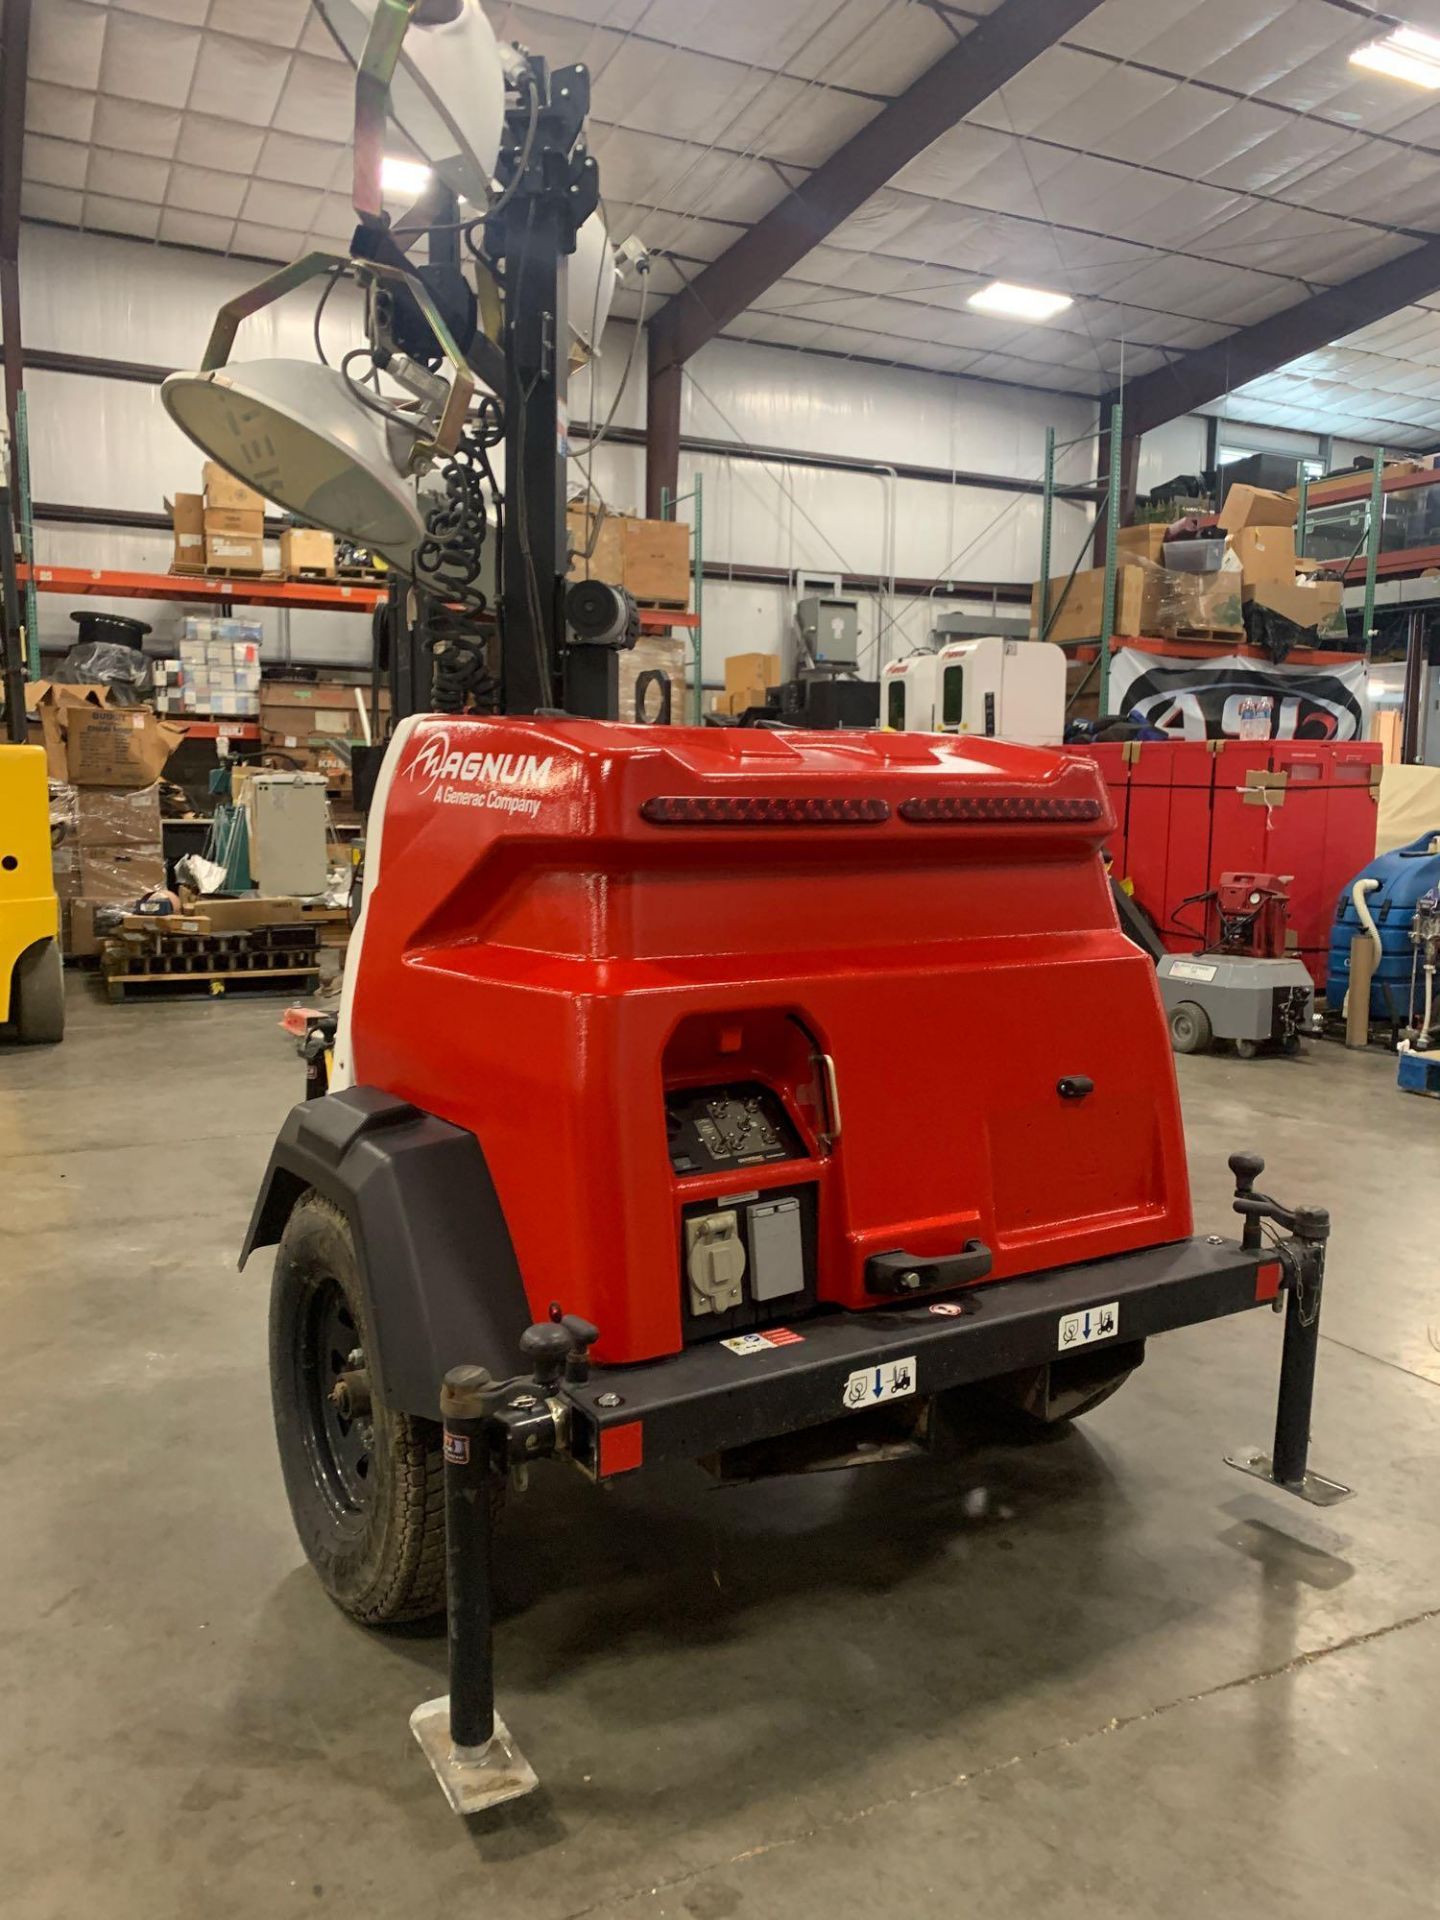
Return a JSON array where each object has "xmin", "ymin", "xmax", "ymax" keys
[{"xmin": 270, "ymin": 1191, "xmax": 450, "ymax": 1625}]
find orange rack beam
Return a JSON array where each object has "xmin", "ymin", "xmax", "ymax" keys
[
  {"xmin": 20, "ymin": 564, "xmax": 700, "ymax": 629},
  {"xmin": 20, "ymin": 565, "xmax": 385, "ymax": 612}
]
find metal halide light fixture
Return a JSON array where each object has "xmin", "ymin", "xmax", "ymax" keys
[
  {"xmin": 968, "ymin": 281, "xmax": 1073, "ymax": 322},
  {"xmin": 569, "ymin": 210, "xmax": 618, "ymax": 357},
  {"xmin": 315, "ymin": 0, "xmax": 505, "ymax": 219},
  {"xmin": 382, "ymin": 155, "xmax": 434, "ymax": 196},
  {"xmin": 159, "ymin": 250, "xmax": 476, "ymax": 577},
  {"xmin": 161, "ymin": 360, "xmax": 429, "ymax": 572},
  {"xmin": 1350, "ymin": 25, "xmax": 1440, "ymax": 86}
]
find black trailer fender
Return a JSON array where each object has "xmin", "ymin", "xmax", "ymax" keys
[{"xmin": 240, "ymin": 1087, "xmax": 532, "ymax": 1420}]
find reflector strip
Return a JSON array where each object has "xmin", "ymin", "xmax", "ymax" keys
[
  {"xmin": 898, "ymin": 795, "xmax": 1103, "ymax": 823},
  {"xmin": 598, "ymin": 1420, "xmax": 645, "ymax": 1477},
  {"xmin": 641, "ymin": 795, "xmax": 890, "ymax": 825},
  {"xmin": 1255, "ymin": 1260, "xmax": 1283, "ymax": 1303}
]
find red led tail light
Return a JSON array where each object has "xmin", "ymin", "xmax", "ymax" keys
[
  {"xmin": 641, "ymin": 795, "xmax": 891, "ymax": 825},
  {"xmin": 898, "ymin": 795, "xmax": 1104, "ymax": 823}
]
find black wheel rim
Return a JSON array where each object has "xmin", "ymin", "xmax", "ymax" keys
[{"xmin": 299, "ymin": 1278, "xmax": 372, "ymax": 1516}]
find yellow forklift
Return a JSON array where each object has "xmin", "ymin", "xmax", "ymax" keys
[{"xmin": 1, "ymin": 463, "xmax": 64, "ymax": 1045}]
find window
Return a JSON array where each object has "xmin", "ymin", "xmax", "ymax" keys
[
  {"xmin": 941, "ymin": 664, "xmax": 965, "ymax": 729},
  {"xmin": 886, "ymin": 678, "xmax": 906, "ymax": 729},
  {"xmin": 1217, "ymin": 444, "xmax": 1324, "ymax": 480}
]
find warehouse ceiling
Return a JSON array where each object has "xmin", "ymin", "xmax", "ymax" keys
[{"xmin": 16, "ymin": 0, "xmax": 1440, "ymax": 446}]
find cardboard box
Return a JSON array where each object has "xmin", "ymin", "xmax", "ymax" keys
[
  {"xmin": 75, "ymin": 783, "xmax": 162, "ymax": 849},
  {"xmin": 622, "ymin": 519, "xmax": 690, "ymax": 605},
  {"xmin": 77, "ymin": 846, "xmax": 165, "ymax": 905},
  {"xmin": 1031, "ymin": 566, "xmax": 1152, "ymax": 644},
  {"xmin": 1217, "ymin": 484, "xmax": 1297, "ymax": 533},
  {"xmin": 1116, "ymin": 524, "xmax": 1170, "ymax": 562},
  {"xmin": 203, "ymin": 462, "xmax": 264, "ymax": 513},
  {"xmin": 566, "ymin": 505, "xmax": 691, "ymax": 605},
  {"xmin": 189, "ymin": 896, "xmax": 314, "ymax": 931},
  {"xmin": 204, "ymin": 532, "xmax": 266, "ymax": 574},
  {"xmin": 64, "ymin": 900, "xmax": 104, "ymax": 958},
  {"xmin": 169, "ymin": 492, "xmax": 205, "ymax": 573},
  {"xmin": 567, "ymin": 502, "xmax": 626, "ymax": 588},
  {"xmin": 26, "ymin": 682, "xmax": 120, "ymax": 779},
  {"xmin": 65, "ymin": 707, "xmax": 184, "ymax": 788},
  {"xmin": 1242, "ymin": 578, "xmax": 1347, "ymax": 642},
  {"xmin": 280, "ymin": 528, "xmax": 337, "ymax": 577},
  {"xmin": 260, "ymin": 680, "xmax": 389, "ymax": 712},
  {"xmin": 1227, "ymin": 525, "xmax": 1297, "ymax": 585},
  {"xmin": 203, "ymin": 506, "xmax": 264, "ymax": 538},
  {"xmin": 724, "ymin": 652, "xmax": 782, "ymax": 695}
]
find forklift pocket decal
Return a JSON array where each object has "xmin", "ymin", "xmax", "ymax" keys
[
  {"xmin": 842, "ymin": 1358, "xmax": 916, "ymax": 1408},
  {"xmin": 1058, "ymin": 1303, "xmax": 1119, "ymax": 1351}
]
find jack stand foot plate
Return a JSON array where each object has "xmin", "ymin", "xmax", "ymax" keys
[
  {"xmin": 1224, "ymin": 1448, "xmax": 1352, "ymax": 1507},
  {"xmin": 410, "ymin": 1699, "xmax": 540, "ymax": 1815}
]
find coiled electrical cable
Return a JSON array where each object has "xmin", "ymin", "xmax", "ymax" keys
[{"xmin": 416, "ymin": 396, "xmax": 505, "ymax": 713}]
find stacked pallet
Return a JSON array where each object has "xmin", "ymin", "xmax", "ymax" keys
[{"xmin": 99, "ymin": 912, "xmax": 323, "ymax": 1003}]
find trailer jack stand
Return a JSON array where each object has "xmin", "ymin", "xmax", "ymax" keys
[
  {"xmin": 1222, "ymin": 1153, "xmax": 1352, "ymax": 1509},
  {"xmin": 410, "ymin": 1366, "xmax": 541, "ymax": 1814}
]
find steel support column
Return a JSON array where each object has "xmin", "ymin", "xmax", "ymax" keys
[
  {"xmin": 0, "ymin": 0, "xmax": 32, "ymax": 461},
  {"xmin": 645, "ymin": 332, "xmax": 682, "ymax": 520},
  {"xmin": 1092, "ymin": 417, "xmax": 1138, "ymax": 567}
]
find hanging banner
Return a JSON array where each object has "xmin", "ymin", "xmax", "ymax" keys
[{"xmin": 1108, "ymin": 650, "xmax": 1368, "ymax": 742}]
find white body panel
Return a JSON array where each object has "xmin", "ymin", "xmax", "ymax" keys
[
  {"xmin": 934, "ymin": 638, "xmax": 1065, "ymax": 745},
  {"xmin": 880, "ymin": 654, "xmax": 939, "ymax": 731}
]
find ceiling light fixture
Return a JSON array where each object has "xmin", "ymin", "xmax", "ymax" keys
[
  {"xmin": 968, "ymin": 280, "xmax": 1073, "ymax": 322},
  {"xmin": 1349, "ymin": 24, "xmax": 1440, "ymax": 87},
  {"xmin": 382, "ymin": 155, "xmax": 434, "ymax": 196}
]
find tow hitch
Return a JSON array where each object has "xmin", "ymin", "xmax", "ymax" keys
[{"xmin": 410, "ymin": 1151, "xmax": 1351, "ymax": 1815}]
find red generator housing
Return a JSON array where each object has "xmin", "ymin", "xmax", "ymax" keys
[
  {"xmin": 338, "ymin": 718, "xmax": 1193, "ymax": 1367},
  {"xmin": 1083, "ymin": 739, "xmax": 1381, "ymax": 986}
]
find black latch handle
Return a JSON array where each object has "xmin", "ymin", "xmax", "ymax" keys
[
  {"xmin": 866, "ymin": 1239, "xmax": 993, "ymax": 1295},
  {"xmin": 1057, "ymin": 1074, "xmax": 1094, "ymax": 1099}
]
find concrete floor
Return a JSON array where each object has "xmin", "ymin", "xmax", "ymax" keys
[{"xmin": 3, "ymin": 978, "xmax": 1439, "ymax": 1920}]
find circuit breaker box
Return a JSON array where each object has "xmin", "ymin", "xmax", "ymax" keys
[{"xmin": 796, "ymin": 596, "xmax": 860, "ymax": 672}]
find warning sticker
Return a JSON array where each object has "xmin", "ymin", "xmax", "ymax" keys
[
  {"xmin": 1058, "ymin": 1302, "xmax": 1119, "ymax": 1351},
  {"xmin": 928, "ymin": 1302, "xmax": 966, "ymax": 1317},
  {"xmin": 721, "ymin": 1328, "xmax": 805, "ymax": 1356},
  {"xmin": 443, "ymin": 1429, "xmax": 470, "ymax": 1465},
  {"xmin": 842, "ymin": 1357, "xmax": 916, "ymax": 1409}
]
